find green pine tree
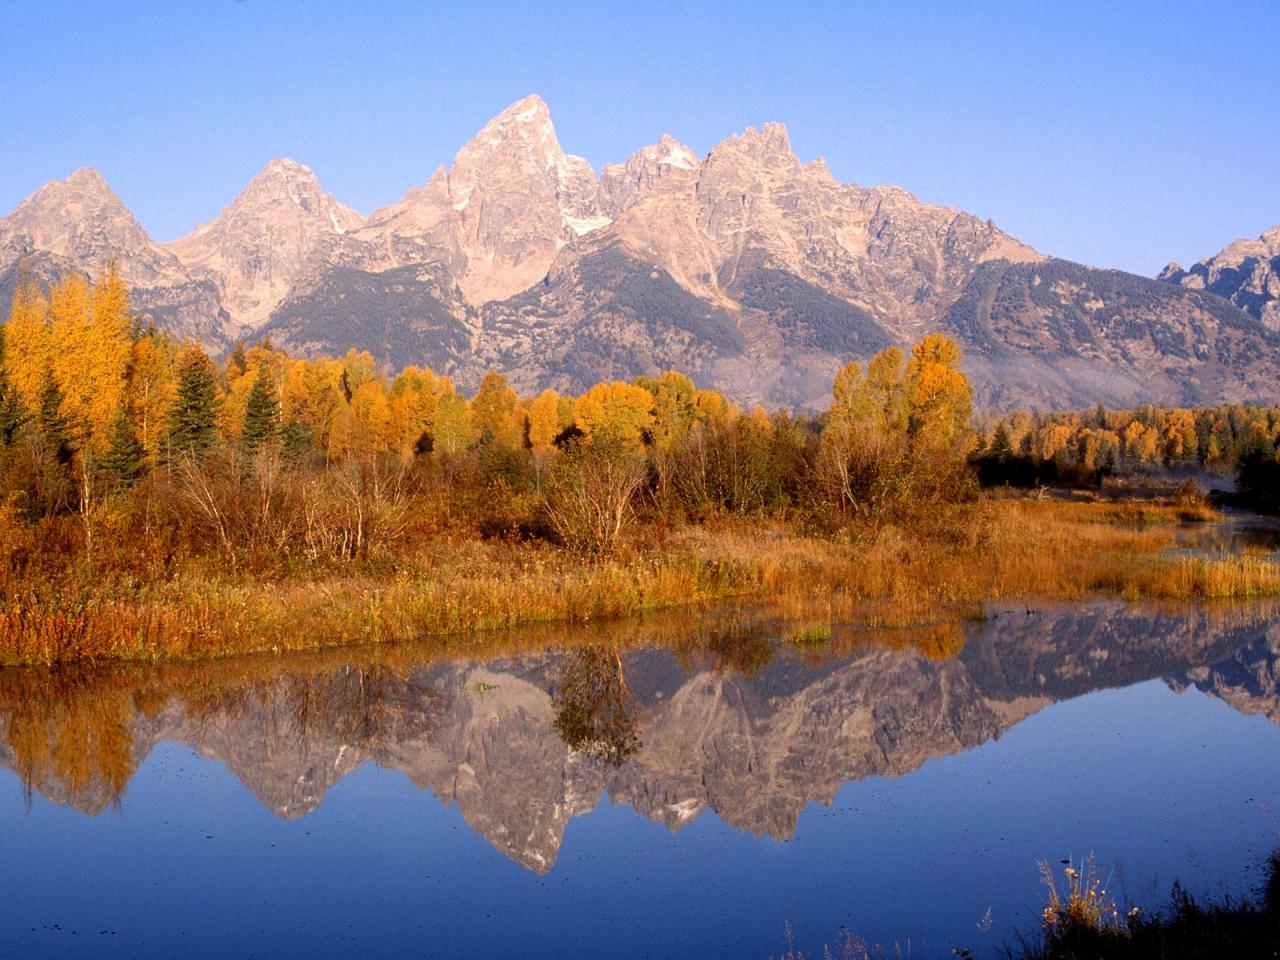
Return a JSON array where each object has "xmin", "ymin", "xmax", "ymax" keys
[
  {"xmin": 280, "ymin": 418, "xmax": 315, "ymax": 465},
  {"xmin": 0, "ymin": 360, "xmax": 27, "ymax": 447},
  {"xmin": 37, "ymin": 373, "xmax": 76, "ymax": 464},
  {"xmin": 990, "ymin": 424, "xmax": 1013, "ymax": 460},
  {"xmin": 228, "ymin": 341, "xmax": 248, "ymax": 377},
  {"xmin": 240, "ymin": 369, "xmax": 281, "ymax": 455},
  {"xmin": 166, "ymin": 351, "xmax": 220, "ymax": 460},
  {"xmin": 101, "ymin": 412, "xmax": 145, "ymax": 487}
]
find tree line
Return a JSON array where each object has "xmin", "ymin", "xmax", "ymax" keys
[
  {"xmin": 973, "ymin": 403, "xmax": 1280, "ymax": 508},
  {"xmin": 0, "ymin": 272, "xmax": 976, "ymax": 567}
]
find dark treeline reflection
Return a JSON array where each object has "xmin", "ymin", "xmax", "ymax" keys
[{"xmin": 1, "ymin": 602, "xmax": 1278, "ymax": 872}]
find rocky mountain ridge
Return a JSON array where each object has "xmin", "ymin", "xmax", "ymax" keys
[
  {"xmin": 3, "ymin": 96, "xmax": 1277, "ymax": 410},
  {"xmin": 1159, "ymin": 225, "xmax": 1280, "ymax": 333}
]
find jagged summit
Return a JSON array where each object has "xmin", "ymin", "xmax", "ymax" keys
[
  {"xmin": 4, "ymin": 95, "xmax": 1278, "ymax": 410},
  {"xmin": 1159, "ymin": 224, "xmax": 1280, "ymax": 332},
  {"xmin": 166, "ymin": 157, "xmax": 364, "ymax": 334}
]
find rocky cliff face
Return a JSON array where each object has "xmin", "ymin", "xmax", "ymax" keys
[
  {"xmin": 2, "ymin": 603, "xmax": 1274, "ymax": 871},
  {"xmin": 4, "ymin": 98, "xmax": 1278, "ymax": 409},
  {"xmin": 0, "ymin": 168, "xmax": 227, "ymax": 341},
  {"xmin": 1159, "ymin": 226, "xmax": 1280, "ymax": 333},
  {"xmin": 166, "ymin": 158, "xmax": 363, "ymax": 336}
]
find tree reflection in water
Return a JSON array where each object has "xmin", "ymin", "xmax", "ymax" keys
[{"xmin": 552, "ymin": 645, "xmax": 640, "ymax": 767}]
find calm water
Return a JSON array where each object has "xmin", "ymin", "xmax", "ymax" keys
[{"xmin": 2, "ymin": 602, "xmax": 1279, "ymax": 959}]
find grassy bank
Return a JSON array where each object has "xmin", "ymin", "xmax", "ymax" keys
[{"xmin": 3, "ymin": 498, "xmax": 1279, "ymax": 666}]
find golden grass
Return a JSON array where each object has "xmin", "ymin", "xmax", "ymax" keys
[{"xmin": 1, "ymin": 498, "xmax": 1277, "ymax": 666}]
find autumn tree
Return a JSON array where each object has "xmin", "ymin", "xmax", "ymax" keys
[
  {"xmin": 471, "ymin": 372, "xmax": 524, "ymax": 450},
  {"xmin": 573, "ymin": 381, "xmax": 654, "ymax": 450},
  {"xmin": 3, "ymin": 280, "xmax": 52, "ymax": 412},
  {"xmin": 903, "ymin": 334, "xmax": 971, "ymax": 453},
  {"xmin": 526, "ymin": 388, "xmax": 563, "ymax": 456}
]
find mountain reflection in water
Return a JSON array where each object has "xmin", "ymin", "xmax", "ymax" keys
[{"xmin": 1, "ymin": 602, "xmax": 1277, "ymax": 875}]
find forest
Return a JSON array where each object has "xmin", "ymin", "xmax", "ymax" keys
[{"xmin": 1, "ymin": 271, "xmax": 1279, "ymax": 665}]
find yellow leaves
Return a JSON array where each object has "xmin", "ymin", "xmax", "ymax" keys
[
  {"xmin": 574, "ymin": 381, "xmax": 655, "ymax": 448},
  {"xmin": 433, "ymin": 393, "xmax": 473, "ymax": 454},
  {"xmin": 350, "ymin": 380, "xmax": 392, "ymax": 452},
  {"xmin": 693, "ymin": 388, "xmax": 733, "ymax": 425},
  {"xmin": 470, "ymin": 371, "xmax": 524, "ymax": 450},
  {"xmin": 527, "ymin": 388, "xmax": 562, "ymax": 454},
  {"xmin": 3, "ymin": 280, "xmax": 51, "ymax": 410},
  {"xmin": 3, "ymin": 270, "xmax": 134, "ymax": 452},
  {"xmin": 644, "ymin": 370, "xmax": 698, "ymax": 453},
  {"xmin": 127, "ymin": 333, "xmax": 177, "ymax": 461},
  {"xmin": 904, "ymin": 334, "xmax": 971, "ymax": 451}
]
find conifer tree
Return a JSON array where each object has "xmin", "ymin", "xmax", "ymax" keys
[
  {"xmin": 0, "ymin": 381, "xmax": 25, "ymax": 447},
  {"xmin": 240, "ymin": 369, "xmax": 280, "ymax": 455},
  {"xmin": 228, "ymin": 341, "xmax": 248, "ymax": 378},
  {"xmin": 0, "ymin": 330, "xmax": 28, "ymax": 447},
  {"xmin": 280, "ymin": 418, "xmax": 315, "ymax": 465},
  {"xmin": 990, "ymin": 424, "xmax": 1013, "ymax": 460},
  {"xmin": 101, "ymin": 412, "xmax": 145, "ymax": 487},
  {"xmin": 166, "ymin": 349, "xmax": 220, "ymax": 459},
  {"xmin": 37, "ymin": 373, "xmax": 75, "ymax": 464}
]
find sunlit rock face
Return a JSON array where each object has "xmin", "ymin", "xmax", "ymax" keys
[
  {"xmin": 166, "ymin": 158, "xmax": 364, "ymax": 337},
  {"xmin": 1160, "ymin": 226, "xmax": 1280, "ymax": 333},
  {"xmin": 0, "ymin": 168, "xmax": 228, "ymax": 343},
  {"xmin": 1, "ymin": 603, "xmax": 1275, "ymax": 873},
  {"xmin": 5, "ymin": 97, "xmax": 1280, "ymax": 408}
]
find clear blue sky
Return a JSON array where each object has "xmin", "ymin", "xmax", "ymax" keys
[{"xmin": 2, "ymin": 0, "xmax": 1276, "ymax": 275}]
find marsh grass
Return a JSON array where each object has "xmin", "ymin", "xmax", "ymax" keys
[{"xmin": 2, "ymin": 499, "xmax": 1278, "ymax": 666}]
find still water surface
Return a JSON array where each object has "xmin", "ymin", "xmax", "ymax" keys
[{"xmin": 2, "ymin": 602, "xmax": 1279, "ymax": 958}]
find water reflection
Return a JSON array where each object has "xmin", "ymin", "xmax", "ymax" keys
[{"xmin": 1, "ymin": 602, "xmax": 1277, "ymax": 874}]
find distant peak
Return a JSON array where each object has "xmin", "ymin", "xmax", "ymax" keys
[
  {"xmin": 254, "ymin": 157, "xmax": 317, "ymax": 181},
  {"xmin": 24, "ymin": 166, "xmax": 123, "ymax": 210},
  {"xmin": 711, "ymin": 121, "xmax": 797, "ymax": 165},
  {"xmin": 490, "ymin": 94, "xmax": 551, "ymax": 125},
  {"xmin": 64, "ymin": 166, "xmax": 110, "ymax": 188}
]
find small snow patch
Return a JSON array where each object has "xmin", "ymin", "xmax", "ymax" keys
[{"xmin": 564, "ymin": 214, "xmax": 611, "ymax": 236}]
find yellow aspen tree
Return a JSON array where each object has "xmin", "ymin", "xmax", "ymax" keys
[
  {"xmin": 2, "ymin": 280, "xmax": 51, "ymax": 410},
  {"xmin": 388, "ymin": 365, "xmax": 451, "ymax": 457},
  {"xmin": 644, "ymin": 370, "xmax": 697, "ymax": 454},
  {"xmin": 903, "ymin": 334, "xmax": 971, "ymax": 451},
  {"xmin": 470, "ymin": 371, "xmax": 524, "ymax": 449},
  {"xmin": 527, "ymin": 388, "xmax": 562, "ymax": 454},
  {"xmin": 127, "ymin": 333, "xmax": 177, "ymax": 461},
  {"xmin": 47, "ymin": 274, "xmax": 92, "ymax": 407},
  {"xmin": 692, "ymin": 388, "xmax": 733, "ymax": 426},
  {"xmin": 350, "ymin": 380, "xmax": 392, "ymax": 452},
  {"xmin": 81, "ymin": 268, "xmax": 133, "ymax": 450},
  {"xmin": 574, "ymin": 381, "xmax": 654, "ymax": 449},
  {"xmin": 432, "ymin": 392, "xmax": 474, "ymax": 454}
]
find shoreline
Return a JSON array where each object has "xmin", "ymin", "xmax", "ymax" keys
[{"xmin": 4, "ymin": 499, "xmax": 1280, "ymax": 667}]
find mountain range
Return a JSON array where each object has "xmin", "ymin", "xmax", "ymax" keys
[{"xmin": 1, "ymin": 94, "xmax": 1277, "ymax": 411}]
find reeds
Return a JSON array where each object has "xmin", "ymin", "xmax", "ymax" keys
[{"xmin": 1, "ymin": 499, "xmax": 1277, "ymax": 666}]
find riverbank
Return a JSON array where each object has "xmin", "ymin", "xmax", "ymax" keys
[{"xmin": 3, "ymin": 498, "xmax": 1279, "ymax": 666}]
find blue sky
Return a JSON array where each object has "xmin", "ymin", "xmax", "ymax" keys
[{"xmin": 1, "ymin": 0, "xmax": 1276, "ymax": 274}]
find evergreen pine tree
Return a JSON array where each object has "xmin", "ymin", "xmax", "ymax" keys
[
  {"xmin": 166, "ymin": 351, "xmax": 219, "ymax": 459},
  {"xmin": 240, "ymin": 369, "xmax": 280, "ymax": 455},
  {"xmin": 37, "ymin": 373, "xmax": 75, "ymax": 464},
  {"xmin": 228, "ymin": 341, "xmax": 248, "ymax": 378},
  {"xmin": 0, "ymin": 346, "xmax": 27, "ymax": 447},
  {"xmin": 990, "ymin": 424, "xmax": 1013, "ymax": 460},
  {"xmin": 101, "ymin": 412, "xmax": 145, "ymax": 487},
  {"xmin": 280, "ymin": 418, "xmax": 315, "ymax": 465}
]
